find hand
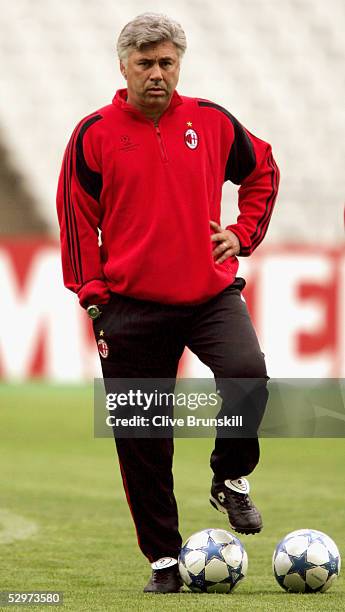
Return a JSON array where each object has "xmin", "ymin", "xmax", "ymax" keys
[{"xmin": 210, "ymin": 220, "xmax": 240, "ymax": 263}]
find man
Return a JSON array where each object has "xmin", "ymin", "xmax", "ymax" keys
[{"xmin": 57, "ymin": 13, "xmax": 279, "ymax": 593}]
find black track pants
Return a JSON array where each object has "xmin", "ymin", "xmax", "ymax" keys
[{"xmin": 93, "ymin": 279, "xmax": 268, "ymax": 561}]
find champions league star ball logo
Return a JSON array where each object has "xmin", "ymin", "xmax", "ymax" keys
[{"xmin": 185, "ymin": 128, "xmax": 199, "ymax": 150}]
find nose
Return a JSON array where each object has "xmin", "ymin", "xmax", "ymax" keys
[{"xmin": 149, "ymin": 62, "xmax": 163, "ymax": 82}]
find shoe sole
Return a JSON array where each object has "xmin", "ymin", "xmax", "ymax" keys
[{"xmin": 209, "ymin": 496, "xmax": 262, "ymax": 535}]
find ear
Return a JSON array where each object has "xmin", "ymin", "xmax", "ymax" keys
[{"xmin": 120, "ymin": 61, "xmax": 127, "ymax": 80}]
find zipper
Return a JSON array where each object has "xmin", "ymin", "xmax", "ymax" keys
[{"xmin": 154, "ymin": 124, "xmax": 168, "ymax": 163}]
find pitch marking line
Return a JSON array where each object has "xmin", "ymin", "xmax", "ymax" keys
[{"xmin": 0, "ymin": 509, "xmax": 38, "ymax": 544}]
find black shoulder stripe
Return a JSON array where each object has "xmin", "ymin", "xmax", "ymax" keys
[
  {"xmin": 75, "ymin": 115, "xmax": 103, "ymax": 202},
  {"xmin": 198, "ymin": 101, "xmax": 256, "ymax": 184},
  {"xmin": 63, "ymin": 113, "xmax": 102, "ymax": 285},
  {"xmin": 63, "ymin": 141, "xmax": 79, "ymax": 283}
]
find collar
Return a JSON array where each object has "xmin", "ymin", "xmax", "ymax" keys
[{"xmin": 112, "ymin": 88, "xmax": 183, "ymax": 120}]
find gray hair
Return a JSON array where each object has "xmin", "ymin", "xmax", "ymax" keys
[{"xmin": 117, "ymin": 13, "xmax": 187, "ymax": 64}]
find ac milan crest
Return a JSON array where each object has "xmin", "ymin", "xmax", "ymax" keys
[
  {"xmin": 97, "ymin": 338, "xmax": 109, "ymax": 359},
  {"xmin": 184, "ymin": 128, "xmax": 199, "ymax": 150}
]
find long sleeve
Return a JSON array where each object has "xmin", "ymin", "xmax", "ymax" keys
[
  {"xmin": 225, "ymin": 124, "xmax": 280, "ymax": 256},
  {"xmin": 56, "ymin": 114, "xmax": 110, "ymax": 307}
]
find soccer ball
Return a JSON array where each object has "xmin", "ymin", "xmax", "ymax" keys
[
  {"xmin": 273, "ymin": 529, "xmax": 341, "ymax": 593},
  {"xmin": 178, "ymin": 528, "xmax": 248, "ymax": 593}
]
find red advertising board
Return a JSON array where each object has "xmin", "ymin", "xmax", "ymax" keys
[{"xmin": 0, "ymin": 239, "xmax": 344, "ymax": 380}]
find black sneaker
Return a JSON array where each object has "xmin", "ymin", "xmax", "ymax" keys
[
  {"xmin": 143, "ymin": 557, "xmax": 183, "ymax": 593},
  {"xmin": 210, "ymin": 477, "xmax": 263, "ymax": 534}
]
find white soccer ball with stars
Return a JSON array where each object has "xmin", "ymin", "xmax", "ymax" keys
[
  {"xmin": 178, "ymin": 528, "xmax": 248, "ymax": 593},
  {"xmin": 273, "ymin": 529, "xmax": 341, "ymax": 593}
]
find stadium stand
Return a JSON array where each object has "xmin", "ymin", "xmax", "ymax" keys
[
  {"xmin": 0, "ymin": 0, "xmax": 344, "ymax": 242},
  {"xmin": 0, "ymin": 136, "xmax": 48, "ymax": 234}
]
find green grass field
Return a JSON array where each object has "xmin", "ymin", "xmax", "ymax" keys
[{"xmin": 0, "ymin": 384, "xmax": 344, "ymax": 611}]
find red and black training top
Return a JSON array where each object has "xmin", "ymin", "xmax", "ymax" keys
[{"xmin": 56, "ymin": 88, "xmax": 279, "ymax": 307}]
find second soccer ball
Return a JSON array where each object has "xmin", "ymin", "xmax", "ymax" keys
[{"xmin": 273, "ymin": 528, "xmax": 341, "ymax": 593}]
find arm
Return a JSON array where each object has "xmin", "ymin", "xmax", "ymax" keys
[
  {"xmin": 225, "ymin": 123, "xmax": 280, "ymax": 256},
  {"xmin": 56, "ymin": 114, "xmax": 111, "ymax": 307}
]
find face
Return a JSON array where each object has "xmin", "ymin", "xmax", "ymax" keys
[{"xmin": 120, "ymin": 40, "xmax": 181, "ymax": 116}]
